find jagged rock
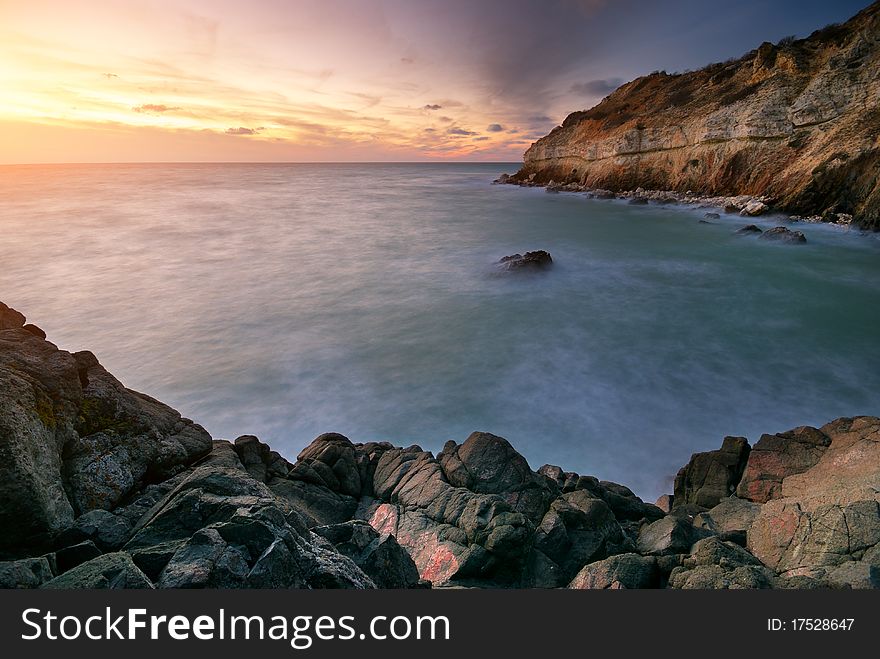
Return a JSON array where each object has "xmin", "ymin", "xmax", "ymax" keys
[
  {"xmin": 41, "ymin": 552, "xmax": 153, "ymax": 589},
  {"xmin": 0, "ymin": 557, "xmax": 55, "ymax": 588},
  {"xmin": 759, "ymin": 226, "xmax": 807, "ymax": 243},
  {"xmin": 313, "ymin": 520, "xmax": 421, "ymax": 588},
  {"xmin": 497, "ymin": 251, "xmax": 553, "ymax": 271},
  {"xmin": 637, "ymin": 515, "xmax": 711, "ymax": 556},
  {"xmin": 628, "ymin": 197, "xmax": 649, "ymax": 205},
  {"xmin": 673, "ymin": 436, "xmax": 750, "ymax": 510},
  {"xmin": 736, "ymin": 426, "xmax": 830, "ymax": 503},
  {"xmin": 736, "ymin": 224, "xmax": 763, "ymax": 234},
  {"xmin": 568, "ymin": 553, "xmax": 657, "ymax": 589},
  {"xmin": 295, "ymin": 433, "xmax": 362, "ymax": 497},
  {"xmin": 0, "ymin": 306, "xmax": 212, "ymax": 557}
]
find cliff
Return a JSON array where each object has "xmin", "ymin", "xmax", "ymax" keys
[
  {"xmin": 1, "ymin": 300, "xmax": 879, "ymax": 589},
  {"xmin": 511, "ymin": 2, "xmax": 880, "ymax": 229}
]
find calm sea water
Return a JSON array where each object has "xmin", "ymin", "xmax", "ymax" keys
[{"xmin": 2, "ymin": 162, "xmax": 879, "ymax": 500}]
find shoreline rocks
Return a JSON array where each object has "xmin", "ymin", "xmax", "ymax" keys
[{"xmin": 1, "ymin": 300, "xmax": 878, "ymax": 589}]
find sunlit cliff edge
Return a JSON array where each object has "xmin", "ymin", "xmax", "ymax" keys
[{"xmin": 511, "ymin": 1, "xmax": 880, "ymax": 229}]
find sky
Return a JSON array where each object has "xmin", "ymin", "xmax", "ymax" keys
[{"xmin": 0, "ymin": 0, "xmax": 870, "ymax": 163}]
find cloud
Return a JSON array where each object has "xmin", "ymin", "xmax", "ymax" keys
[
  {"xmin": 570, "ymin": 77, "xmax": 624, "ymax": 96},
  {"xmin": 423, "ymin": 104, "xmax": 442, "ymax": 111},
  {"xmin": 225, "ymin": 127, "xmax": 261, "ymax": 135},
  {"xmin": 437, "ymin": 116, "xmax": 453, "ymax": 123},
  {"xmin": 132, "ymin": 104, "xmax": 180, "ymax": 114},
  {"xmin": 447, "ymin": 127, "xmax": 477, "ymax": 136},
  {"xmin": 400, "ymin": 56, "xmax": 415, "ymax": 64},
  {"xmin": 473, "ymin": 136, "xmax": 490, "ymax": 141},
  {"xmin": 103, "ymin": 73, "xmax": 118, "ymax": 79},
  {"xmin": 527, "ymin": 115, "xmax": 553, "ymax": 123},
  {"xmin": 487, "ymin": 123, "xmax": 504, "ymax": 132}
]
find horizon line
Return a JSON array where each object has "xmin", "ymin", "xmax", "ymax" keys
[{"xmin": 0, "ymin": 160, "xmax": 524, "ymax": 167}]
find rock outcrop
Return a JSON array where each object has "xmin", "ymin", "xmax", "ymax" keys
[
  {"xmin": 497, "ymin": 251, "xmax": 553, "ymax": 271},
  {"xmin": 507, "ymin": 2, "xmax": 880, "ymax": 230},
  {"xmin": 1, "ymin": 300, "xmax": 878, "ymax": 589}
]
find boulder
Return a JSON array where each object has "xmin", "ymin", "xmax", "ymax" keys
[
  {"xmin": 0, "ymin": 557, "xmax": 55, "ymax": 588},
  {"xmin": 0, "ymin": 301, "xmax": 26, "ymax": 329},
  {"xmin": 759, "ymin": 226, "xmax": 806, "ymax": 243},
  {"xmin": 534, "ymin": 490, "xmax": 628, "ymax": 584},
  {"xmin": 54, "ymin": 509, "xmax": 133, "ymax": 552},
  {"xmin": 740, "ymin": 200, "xmax": 768, "ymax": 216},
  {"xmin": 704, "ymin": 212, "xmax": 721, "ymax": 219},
  {"xmin": 568, "ymin": 553, "xmax": 657, "ymax": 589},
  {"xmin": 694, "ymin": 497, "xmax": 761, "ymax": 545},
  {"xmin": 637, "ymin": 515, "xmax": 712, "ymax": 556},
  {"xmin": 736, "ymin": 426, "xmax": 830, "ymax": 503},
  {"xmin": 41, "ymin": 552, "xmax": 153, "ymax": 589},
  {"xmin": 497, "ymin": 251, "xmax": 553, "ymax": 271},
  {"xmin": 748, "ymin": 499, "xmax": 880, "ymax": 575},
  {"xmin": 736, "ymin": 224, "xmax": 763, "ymax": 234},
  {"xmin": 673, "ymin": 436, "xmax": 750, "ymax": 510},
  {"xmin": 824, "ymin": 561, "xmax": 880, "ymax": 589}
]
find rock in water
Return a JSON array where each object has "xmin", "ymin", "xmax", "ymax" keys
[
  {"xmin": 736, "ymin": 224, "xmax": 763, "ymax": 234},
  {"xmin": 759, "ymin": 226, "xmax": 807, "ymax": 243},
  {"xmin": 497, "ymin": 250, "xmax": 553, "ymax": 271}
]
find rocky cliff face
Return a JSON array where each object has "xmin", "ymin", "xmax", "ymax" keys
[
  {"xmin": 1, "ymin": 300, "xmax": 878, "ymax": 589},
  {"xmin": 512, "ymin": 2, "xmax": 880, "ymax": 229}
]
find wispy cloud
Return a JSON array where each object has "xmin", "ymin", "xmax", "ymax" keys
[{"xmin": 132, "ymin": 104, "xmax": 180, "ymax": 114}]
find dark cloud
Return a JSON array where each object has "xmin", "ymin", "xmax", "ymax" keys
[
  {"xmin": 570, "ymin": 77, "xmax": 624, "ymax": 96},
  {"xmin": 225, "ymin": 127, "xmax": 261, "ymax": 135},
  {"xmin": 132, "ymin": 104, "xmax": 180, "ymax": 114},
  {"xmin": 527, "ymin": 115, "xmax": 553, "ymax": 123},
  {"xmin": 447, "ymin": 127, "xmax": 477, "ymax": 136},
  {"xmin": 473, "ymin": 136, "xmax": 490, "ymax": 141},
  {"xmin": 423, "ymin": 104, "xmax": 442, "ymax": 111},
  {"xmin": 486, "ymin": 123, "xmax": 504, "ymax": 132}
]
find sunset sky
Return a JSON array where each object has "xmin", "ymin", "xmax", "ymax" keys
[{"xmin": 0, "ymin": 0, "xmax": 868, "ymax": 163}]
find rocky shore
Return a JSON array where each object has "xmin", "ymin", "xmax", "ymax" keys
[
  {"xmin": 494, "ymin": 174, "xmax": 856, "ymax": 227},
  {"xmin": 1, "ymin": 300, "xmax": 878, "ymax": 589},
  {"xmin": 503, "ymin": 2, "xmax": 880, "ymax": 230}
]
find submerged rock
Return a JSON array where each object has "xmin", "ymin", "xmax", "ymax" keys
[
  {"xmin": 736, "ymin": 224, "xmax": 763, "ymax": 234},
  {"xmin": 497, "ymin": 250, "xmax": 553, "ymax": 271},
  {"xmin": 759, "ymin": 226, "xmax": 807, "ymax": 243}
]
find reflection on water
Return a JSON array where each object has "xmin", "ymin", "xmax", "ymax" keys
[{"xmin": 2, "ymin": 162, "xmax": 879, "ymax": 500}]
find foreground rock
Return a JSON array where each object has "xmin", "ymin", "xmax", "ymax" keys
[
  {"xmin": 497, "ymin": 250, "xmax": 553, "ymax": 271},
  {"xmin": 505, "ymin": 3, "xmax": 880, "ymax": 230},
  {"xmin": 0, "ymin": 300, "xmax": 878, "ymax": 589}
]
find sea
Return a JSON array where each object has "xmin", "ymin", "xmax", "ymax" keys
[{"xmin": 2, "ymin": 162, "xmax": 879, "ymax": 500}]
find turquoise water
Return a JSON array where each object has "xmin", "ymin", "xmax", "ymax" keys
[{"xmin": 2, "ymin": 162, "xmax": 879, "ymax": 500}]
